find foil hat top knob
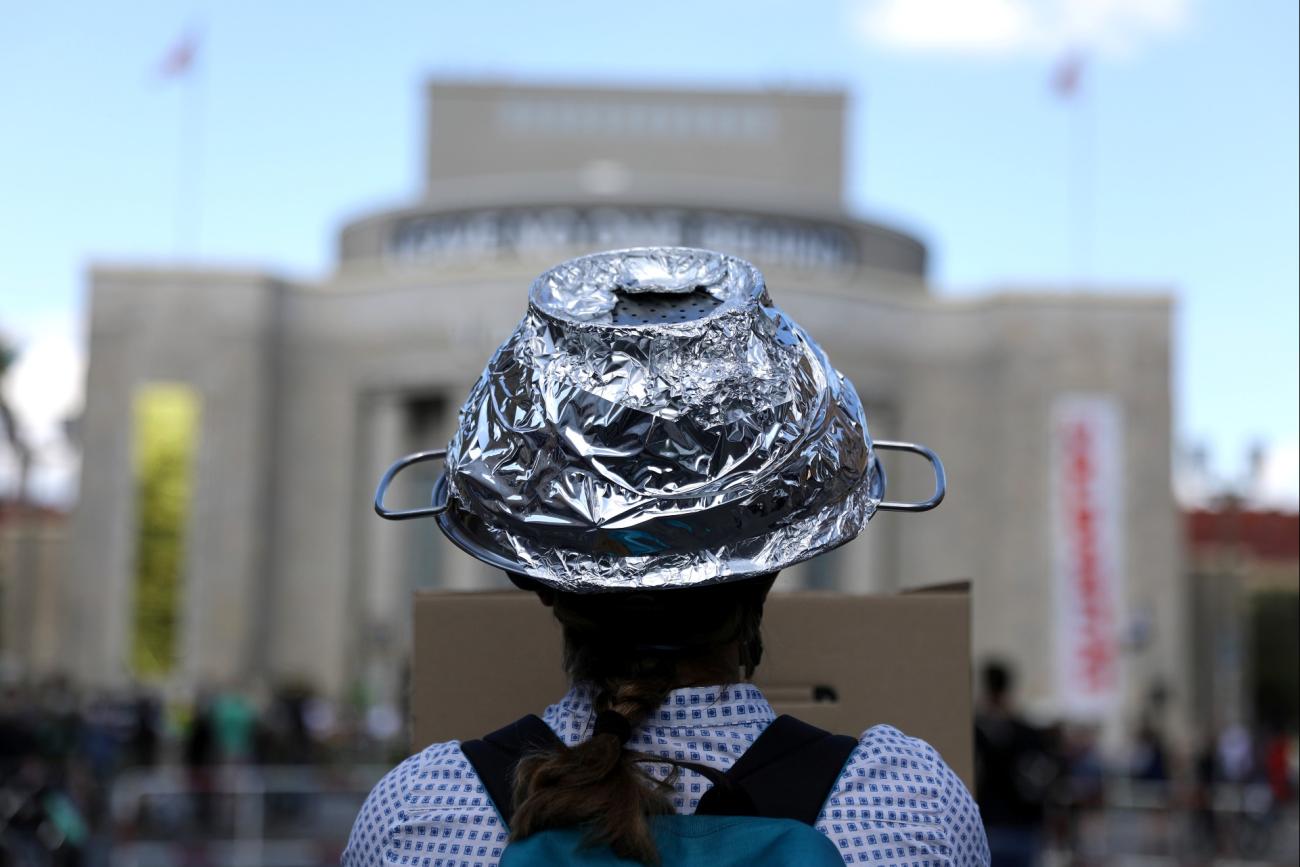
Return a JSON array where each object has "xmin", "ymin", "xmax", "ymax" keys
[{"xmin": 529, "ymin": 247, "xmax": 765, "ymax": 327}]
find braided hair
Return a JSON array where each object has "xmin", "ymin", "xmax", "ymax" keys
[{"xmin": 509, "ymin": 574, "xmax": 777, "ymax": 864}]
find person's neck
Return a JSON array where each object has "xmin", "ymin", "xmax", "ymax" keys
[{"xmin": 673, "ymin": 655, "xmax": 742, "ymax": 688}]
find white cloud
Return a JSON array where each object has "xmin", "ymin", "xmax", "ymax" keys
[
  {"xmin": 854, "ymin": 0, "xmax": 1036, "ymax": 55},
  {"xmin": 851, "ymin": 0, "xmax": 1190, "ymax": 58},
  {"xmin": 1251, "ymin": 439, "xmax": 1300, "ymax": 513},
  {"xmin": 2, "ymin": 333, "xmax": 84, "ymax": 447}
]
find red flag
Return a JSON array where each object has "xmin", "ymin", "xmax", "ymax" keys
[
  {"xmin": 1052, "ymin": 51, "xmax": 1085, "ymax": 99},
  {"xmin": 159, "ymin": 31, "xmax": 198, "ymax": 79}
]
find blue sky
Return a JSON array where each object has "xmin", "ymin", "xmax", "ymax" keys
[{"xmin": 1, "ymin": 0, "xmax": 1296, "ymax": 503}]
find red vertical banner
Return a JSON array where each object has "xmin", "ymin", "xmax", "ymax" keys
[{"xmin": 1051, "ymin": 394, "xmax": 1125, "ymax": 717}]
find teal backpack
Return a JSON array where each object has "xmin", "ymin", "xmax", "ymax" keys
[{"xmin": 461, "ymin": 715, "xmax": 855, "ymax": 866}]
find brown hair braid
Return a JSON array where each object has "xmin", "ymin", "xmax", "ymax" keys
[{"xmin": 509, "ymin": 575, "xmax": 776, "ymax": 864}]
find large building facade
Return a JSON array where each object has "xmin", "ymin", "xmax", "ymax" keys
[{"xmin": 67, "ymin": 81, "xmax": 1185, "ymax": 740}]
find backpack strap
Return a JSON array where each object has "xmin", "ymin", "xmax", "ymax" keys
[
  {"xmin": 695, "ymin": 715, "xmax": 858, "ymax": 826},
  {"xmin": 460, "ymin": 714, "xmax": 562, "ymax": 829}
]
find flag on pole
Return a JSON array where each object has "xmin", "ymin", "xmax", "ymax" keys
[
  {"xmin": 1051, "ymin": 51, "xmax": 1085, "ymax": 99},
  {"xmin": 155, "ymin": 26, "xmax": 205, "ymax": 258},
  {"xmin": 158, "ymin": 30, "xmax": 198, "ymax": 79}
]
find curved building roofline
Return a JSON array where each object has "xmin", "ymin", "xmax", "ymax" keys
[{"xmin": 336, "ymin": 186, "xmax": 928, "ymax": 286}]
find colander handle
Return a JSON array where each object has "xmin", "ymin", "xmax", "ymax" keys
[
  {"xmin": 374, "ymin": 449, "xmax": 449, "ymax": 521},
  {"xmin": 873, "ymin": 440, "xmax": 947, "ymax": 513}
]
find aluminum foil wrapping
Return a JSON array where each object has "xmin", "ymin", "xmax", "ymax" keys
[{"xmin": 438, "ymin": 247, "xmax": 881, "ymax": 591}]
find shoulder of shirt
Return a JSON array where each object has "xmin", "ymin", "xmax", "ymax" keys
[
  {"xmin": 384, "ymin": 738, "xmax": 478, "ymax": 809},
  {"xmin": 344, "ymin": 740, "xmax": 507, "ymax": 865},
  {"xmin": 853, "ymin": 723, "xmax": 947, "ymax": 765},
  {"xmin": 349, "ymin": 738, "xmax": 482, "ymax": 828},
  {"xmin": 824, "ymin": 725, "xmax": 988, "ymax": 865},
  {"xmin": 834, "ymin": 723, "xmax": 968, "ymax": 800}
]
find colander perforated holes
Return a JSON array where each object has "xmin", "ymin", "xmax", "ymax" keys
[{"xmin": 610, "ymin": 287, "xmax": 724, "ymax": 325}]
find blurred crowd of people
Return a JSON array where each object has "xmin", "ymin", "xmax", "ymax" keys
[
  {"xmin": 975, "ymin": 661, "xmax": 1299, "ymax": 865},
  {"xmin": 3, "ymin": 666, "xmax": 1297, "ymax": 865},
  {"xmin": 0, "ymin": 678, "xmax": 404, "ymax": 866}
]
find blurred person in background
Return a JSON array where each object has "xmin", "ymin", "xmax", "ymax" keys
[
  {"xmin": 183, "ymin": 690, "xmax": 218, "ymax": 833},
  {"xmin": 1130, "ymin": 719, "xmax": 1170, "ymax": 787},
  {"xmin": 0, "ymin": 683, "xmax": 91, "ymax": 867},
  {"xmin": 974, "ymin": 660, "xmax": 1059, "ymax": 867},
  {"xmin": 1217, "ymin": 722, "xmax": 1254, "ymax": 785},
  {"xmin": 1191, "ymin": 732, "xmax": 1222, "ymax": 854},
  {"xmin": 209, "ymin": 688, "xmax": 256, "ymax": 765},
  {"xmin": 1263, "ymin": 726, "xmax": 1296, "ymax": 804},
  {"xmin": 261, "ymin": 683, "xmax": 318, "ymax": 765},
  {"xmin": 125, "ymin": 691, "xmax": 161, "ymax": 769},
  {"xmin": 1129, "ymin": 714, "xmax": 1173, "ymax": 857},
  {"xmin": 1054, "ymin": 723, "xmax": 1106, "ymax": 860}
]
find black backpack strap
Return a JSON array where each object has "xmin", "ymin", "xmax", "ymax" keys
[
  {"xmin": 695, "ymin": 715, "xmax": 858, "ymax": 825},
  {"xmin": 460, "ymin": 714, "xmax": 562, "ymax": 829}
]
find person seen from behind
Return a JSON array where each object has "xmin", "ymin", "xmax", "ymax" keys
[{"xmin": 345, "ymin": 248, "xmax": 990, "ymax": 866}]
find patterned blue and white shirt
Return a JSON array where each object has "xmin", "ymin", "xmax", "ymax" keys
[{"xmin": 343, "ymin": 683, "xmax": 989, "ymax": 866}]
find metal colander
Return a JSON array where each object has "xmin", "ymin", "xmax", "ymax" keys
[{"xmin": 375, "ymin": 247, "xmax": 944, "ymax": 591}]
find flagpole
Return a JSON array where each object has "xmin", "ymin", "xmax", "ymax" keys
[
  {"xmin": 172, "ymin": 26, "xmax": 204, "ymax": 260},
  {"xmin": 1071, "ymin": 66, "xmax": 1093, "ymax": 286}
]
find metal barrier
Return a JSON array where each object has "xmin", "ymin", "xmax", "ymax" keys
[
  {"xmin": 1042, "ymin": 780, "xmax": 1298, "ymax": 864},
  {"xmin": 108, "ymin": 769, "xmax": 1299, "ymax": 866},
  {"xmin": 109, "ymin": 764, "xmax": 388, "ymax": 867}
]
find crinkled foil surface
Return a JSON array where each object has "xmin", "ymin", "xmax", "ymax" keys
[{"xmin": 440, "ymin": 247, "xmax": 880, "ymax": 591}]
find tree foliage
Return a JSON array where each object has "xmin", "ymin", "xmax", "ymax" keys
[{"xmin": 1251, "ymin": 590, "xmax": 1300, "ymax": 731}]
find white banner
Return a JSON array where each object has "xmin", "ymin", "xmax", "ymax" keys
[{"xmin": 1050, "ymin": 394, "xmax": 1125, "ymax": 717}]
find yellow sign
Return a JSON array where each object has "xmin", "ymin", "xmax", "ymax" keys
[{"xmin": 131, "ymin": 384, "xmax": 200, "ymax": 677}]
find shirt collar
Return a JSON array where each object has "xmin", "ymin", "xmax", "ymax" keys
[{"xmin": 545, "ymin": 682, "xmax": 775, "ymax": 740}]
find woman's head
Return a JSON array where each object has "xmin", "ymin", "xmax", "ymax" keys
[{"xmin": 509, "ymin": 573, "xmax": 777, "ymax": 864}]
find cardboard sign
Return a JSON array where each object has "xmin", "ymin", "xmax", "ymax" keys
[{"xmin": 411, "ymin": 586, "xmax": 973, "ymax": 790}]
